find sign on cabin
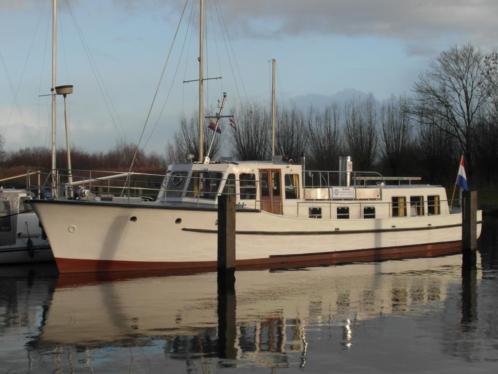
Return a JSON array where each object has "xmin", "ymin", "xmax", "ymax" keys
[{"xmin": 331, "ymin": 187, "xmax": 356, "ymax": 199}]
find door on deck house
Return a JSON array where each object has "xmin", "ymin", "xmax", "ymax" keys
[{"xmin": 259, "ymin": 169, "xmax": 283, "ymax": 214}]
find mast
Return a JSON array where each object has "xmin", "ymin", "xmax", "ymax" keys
[
  {"xmin": 198, "ymin": 0, "xmax": 205, "ymax": 162},
  {"xmin": 271, "ymin": 58, "xmax": 276, "ymax": 159},
  {"xmin": 50, "ymin": 0, "xmax": 58, "ymax": 198}
]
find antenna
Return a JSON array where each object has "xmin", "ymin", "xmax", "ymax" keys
[
  {"xmin": 204, "ymin": 92, "xmax": 234, "ymax": 163},
  {"xmin": 271, "ymin": 58, "xmax": 277, "ymax": 159}
]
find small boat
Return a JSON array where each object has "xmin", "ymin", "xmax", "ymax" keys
[{"xmin": 0, "ymin": 188, "xmax": 52, "ymax": 264}]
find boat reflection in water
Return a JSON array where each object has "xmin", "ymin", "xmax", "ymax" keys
[{"xmin": 29, "ymin": 255, "xmax": 472, "ymax": 371}]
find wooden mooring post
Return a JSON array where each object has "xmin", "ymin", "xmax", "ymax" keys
[
  {"xmin": 217, "ymin": 194, "xmax": 237, "ymax": 360},
  {"xmin": 217, "ymin": 194, "xmax": 236, "ymax": 271},
  {"xmin": 462, "ymin": 190, "xmax": 478, "ymax": 270}
]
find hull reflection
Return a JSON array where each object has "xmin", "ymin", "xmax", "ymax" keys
[{"xmin": 35, "ymin": 255, "xmax": 474, "ymax": 368}]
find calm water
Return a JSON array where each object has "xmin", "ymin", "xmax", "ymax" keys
[{"xmin": 1, "ymin": 217, "xmax": 498, "ymax": 373}]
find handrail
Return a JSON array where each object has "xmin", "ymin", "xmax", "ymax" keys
[{"xmin": 0, "ymin": 171, "xmax": 42, "ymax": 183}]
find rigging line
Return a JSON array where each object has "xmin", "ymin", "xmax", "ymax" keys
[
  {"xmin": 121, "ymin": 0, "xmax": 190, "ymax": 194},
  {"xmin": 214, "ymin": 0, "xmax": 249, "ymax": 103},
  {"xmin": 3, "ymin": 1, "xmax": 45, "ymax": 127},
  {"xmin": 212, "ymin": 0, "xmax": 242, "ymax": 104},
  {"xmin": 63, "ymin": 0, "xmax": 125, "ymax": 141},
  {"xmin": 181, "ymin": 1, "xmax": 197, "ymax": 117},
  {"xmin": 210, "ymin": 0, "xmax": 224, "ymax": 96},
  {"xmin": 212, "ymin": 0, "xmax": 240, "ymax": 101},
  {"xmin": 0, "ymin": 51, "xmax": 20, "ymax": 114},
  {"xmin": 36, "ymin": 1, "xmax": 52, "ymax": 148},
  {"xmin": 143, "ymin": 0, "xmax": 195, "ymax": 150}
]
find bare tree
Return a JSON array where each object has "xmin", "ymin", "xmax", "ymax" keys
[
  {"xmin": 306, "ymin": 105, "xmax": 343, "ymax": 170},
  {"xmin": 413, "ymin": 44, "xmax": 494, "ymax": 177},
  {"xmin": 166, "ymin": 115, "xmax": 220, "ymax": 163},
  {"xmin": 0, "ymin": 134, "xmax": 4, "ymax": 164},
  {"xmin": 276, "ymin": 107, "xmax": 308, "ymax": 162},
  {"xmin": 231, "ymin": 104, "xmax": 270, "ymax": 160},
  {"xmin": 343, "ymin": 95, "xmax": 377, "ymax": 170},
  {"xmin": 414, "ymin": 113, "xmax": 458, "ymax": 184},
  {"xmin": 379, "ymin": 96, "xmax": 412, "ymax": 175}
]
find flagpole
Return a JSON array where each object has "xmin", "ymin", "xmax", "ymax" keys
[
  {"xmin": 450, "ymin": 179, "xmax": 458, "ymax": 210},
  {"xmin": 450, "ymin": 154, "xmax": 464, "ymax": 210}
]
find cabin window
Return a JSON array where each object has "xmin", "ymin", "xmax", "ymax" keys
[
  {"xmin": 309, "ymin": 207, "xmax": 322, "ymax": 219},
  {"xmin": 392, "ymin": 196, "xmax": 407, "ymax": 217},
  {"xmin": 410, "ymin": 196, "xmax": 424, "ymax": 216},
  {"xmin": 428, "ymin": 195, "xmax": 440, "ymax": 215},
  {"xmin": 337, "ymin": 207, "xmax": 350, "ymax": 219},
  {"xmin": 19, "ymin": 197, "xmax": 32, "ymax": 213},
  {"xmin": 166, "ymin": 171, "xmax": 188, "ymax": 197},
  {"xmin": 240, "ymin": 174, "xmax": 256, "ymax": 200},
  {"xmin": 272, "ymin": 171, "xmax": 281, "ymax": 197},
  {"xmin": 0, "ymin": 201, "xmax": 11, "ymax": 232},
  {"xmin": 364, "ymin": 206, "xmax": 375, "ymax": 219},
  {"xmin": 222, "ymin": 174, "xmax": 236, "ymax": 195},
  {"xmin": 285, "ymin": 174, "xmax": 300, "ymax": 199},
  {"xmin": 186, "ymin": 171, "xmax": 223, "ymax": 200}
]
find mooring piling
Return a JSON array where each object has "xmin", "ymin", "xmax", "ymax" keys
[
  {"xmin": 217, "ymin": 194, "xmax": 236, "ymax": 271},
  {"xmin": 217, "ymin": 194, "xmax": 237, "ymax": 359},
  {"xmin": 462, "ymin": 190, "xmax": 478, "ymax": 270}
]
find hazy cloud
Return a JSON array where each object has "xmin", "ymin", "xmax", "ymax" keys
[{"xmin": 5, "ymin": 1, "xmax": 498, "ymax": 48}]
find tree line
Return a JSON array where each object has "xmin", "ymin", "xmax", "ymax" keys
[
  {"xmin": 167, "ymin": 44, "xmax": 498, "ymax": 187},
  {"xmin": 2, "ymin": 44, "xmax": 498, "ymax": 188}
]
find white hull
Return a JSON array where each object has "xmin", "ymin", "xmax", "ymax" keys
[{"xmin": 32, "ymin": 200, "xmax": 482, "ymax": 273}]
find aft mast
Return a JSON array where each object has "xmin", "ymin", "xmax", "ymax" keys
[
  {"xmin": 50, "ymin": 0, "xmax": 58, "ymax": 197},
  {"xmin": 198, "ymin": 0, "xmax": 205, "ymax": 163}
]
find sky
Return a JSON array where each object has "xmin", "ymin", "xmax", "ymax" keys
[{"xmin": 0, "ymin": 0, "xmax": 497, "ymax": 154}]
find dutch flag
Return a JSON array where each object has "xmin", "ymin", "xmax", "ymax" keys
[{"xmin": 457, "ymin": 155, "xmax": 469, "ymax": 191}]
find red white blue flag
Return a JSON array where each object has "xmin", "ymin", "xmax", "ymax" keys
[
  {"xmin": 457, "ymin": 155, "xmax": 468, "ymax": 191},
  {"xmin": 208, "ymin": 121, "xmax": 221, "ymax": 133}
]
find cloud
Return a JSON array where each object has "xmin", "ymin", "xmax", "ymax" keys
[
  {"xmin": 6, "ymin": 1, "xmax": 498, "ymax": 48},
  {"xmin": 212, "ymin": 1, "xmax": 498, "ymax": 41},
  {"xmin": 0, "ymin": 107, "xmax": 49, "ymax": 150}
]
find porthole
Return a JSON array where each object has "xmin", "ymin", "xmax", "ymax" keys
[
  {"xmin": 175, "ymin": 218, "xmax": 182, "ymax": 224},
  {"xmin": 130, "ymin": 216, "xmax": 138, "ymax": 222}
]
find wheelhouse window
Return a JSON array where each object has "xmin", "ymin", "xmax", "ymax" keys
[
  {"xmin": 19, "ymin": 197, "xmax": 32, "ymax": 213},
  {"xmin": 337, "ymin": 207, "xmax": 349, "ymax": 219},
  {"xmin": 166, "ymin": 171, "xmax": 188, "ymax": 198},
  {"xmin": 240, "ymin": 174, "xmax": 256, "ymax": 200},
  {"xmin": 222, "ymin": 174, "xmax": 236, "ymax": 195},
  {"xmin": 364, "ymin": 206, "xmax": 375, "ymax": 219},
  {"xmin": 0, "ymin": 201, "xmax": 11, "ymax": 232},
  {"xmin": 285, "ymin": 174, "xmax": 300, "ymax": 199},
  {"xmin": 309, "ymin": 207, "xmax": 322, "ymax": 219},
  {"xmin": 428, "ymin": 195, "xmax": 440, "ymax": 215},
  {"xmin": 392, "ymin": 196, "xmax": 407, "ymax": 217},
  {"xmin": 410, "ymin": 196, "xmax": 424, "ymax": 216},
  {"xmin": 186, "ymin": 171, "xmax": 223, "ymax": 200}
]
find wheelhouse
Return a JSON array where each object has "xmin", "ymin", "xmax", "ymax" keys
[{"xmin": 157, "ymin": 161, "xmax": 449, "ymax": 219}]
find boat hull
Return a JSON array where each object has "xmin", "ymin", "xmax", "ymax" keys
[{"xmin": 31, "ymin": 200, "xmax": 482, "ymax": 273}]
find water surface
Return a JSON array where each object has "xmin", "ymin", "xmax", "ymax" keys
[{"xmin": 1, "ymin": 217, "xmax": 498, "ymax": 373}]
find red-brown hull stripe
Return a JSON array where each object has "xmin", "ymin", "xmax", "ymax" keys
[{"xmin": 55, "ymin": 240, "xmax": 462, "ymax": 275}]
